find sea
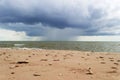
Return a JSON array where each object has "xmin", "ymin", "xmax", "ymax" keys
[{"xmin": 0, "ymin": 41, "xmax": 120, "ymax": 52}]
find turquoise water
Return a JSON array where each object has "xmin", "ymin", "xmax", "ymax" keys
[{"xmin": 0, "ymin": 41, "xmax": 120, "ymax": 52}]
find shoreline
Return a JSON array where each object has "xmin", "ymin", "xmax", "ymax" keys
[
  {"xmin": 0, "ymin": 48, "xmax": 120, "ymax": 80},
  {"xmin": 0, "ymin": 47, "xmax": 120, "ymax": 53}
]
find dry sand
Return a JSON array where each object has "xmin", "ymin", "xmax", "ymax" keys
[{"xmin": 0, "ymin": 48, "xmax": 120, "ymax": 80}]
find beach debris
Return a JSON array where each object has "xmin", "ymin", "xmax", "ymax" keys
[
  {"xmin": 11, "ymin": 72, "xmax": 15, "ymax": 74},
  {"xmin": 99, "ymin": 56, "xmax": 104, "ymax": 58},
  {"xmin": 33, "ymin": 74, "xmax": 41, "ymax": 76},
  {"xmin": 86, "ymin": 67, "xmax": 93, "ymax": 75},
  {"xmin": 48, "ymin": 63, "xmax": 52, "ymax": 66},
  {"xmin": 16, "ymin": 61, "xmax": 29, "ymax": 64},
  {"xmin": 45, "ymin": 54, "xmax": 50, "ymax": 56},
  {"xmin": 70, "ymin": 68, "xmax": 83, "ymax": 74},
  {"xmin": 28, "ymin": 56, "xmax": 31, "ymax": 57},
  {"xmin": 3, "ymin": 52, "xmax": 6, "ymax": 55},
  {"xmin": 15, "ymin": 65, "xmax": 19, "ymax": 67},
  {"xmin": 40, "ymin": 59, "xmax": 48, "ymax": 61}
]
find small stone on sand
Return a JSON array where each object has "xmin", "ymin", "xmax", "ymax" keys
[
  {"xmin": 99, "ymin": 56, "xmax": 104, "ymax": 58},
  {"xmin": 11, "ymin": 72, "xmax": 15, "ymax": 74},
  {"xmin": 16, "ymin": 61, "xmax": 29, "ymax": 64},
  {"xmin": 33, "ymin": 74, "xmax": 41, "ymax": 76},
  {"xmin": 48, "ymin": 63, "xmax": 52, "ymax": 66}
]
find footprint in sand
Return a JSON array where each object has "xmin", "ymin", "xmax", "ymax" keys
[
  {"xmin": 117, "ymin": 60, "xmax": 120, "ymax": 62},
  {"xmin": 110, "ymin": 59, "xmax": 114, "ymax": 62},
  {"xmin": 109, "ymin": 57, "xmax": 114, "ymax": 59},
  {"xmin": 32, "ymin": 54, "xmax": 35, "ymax": 56},
  {"xmin": 28, "ymin": 56, "xmax": 31, "ymax": 58},
  {"xmin": 9, "ymin": 65, "xmax": 19, "ymax": 69},
  {"xmin": 114, "ymin": 62, "xmax": 119, "ymax": 65},
  {"xmin": 53, "ymin": 59, "xmax": 60, "ymax": 61},
  {"xmin": 99, "ymin": 56, "xmax": 104, "ymax": 59},
  {"xmin": 111, "ymin": 67, "xmax": 118, "ymax": 70},
  {"xmin": 70, "ymin": 68, "xmax": 82, "ymax": 74},
  {"xmin": 100, "ymin": 62, "xmax": 106, "ymax": 64},
  {"xmin": 86, "ymin": 67, "xmax": 93, "ymax": 75},
  {"xmin": 40, "ymin": 59, "xmax": 48, "ymax": 61},
  {"xmin": 58, "ymin": 73, "xmax": 63, "ymax": 76},
  {"xmin": 81, "ymin": 57, "xmax": 85, "ymax": 58},
  {"xmin": 107, "ymin": 70, "xmax": 117, "ymax": 73},
  {"xmin": 25, "ymin": 58, "xmax": 29, "ymax": 60}
]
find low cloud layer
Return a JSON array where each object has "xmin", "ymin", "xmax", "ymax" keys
[
  {"xmin": 0, "ymin": 0, "xmax": 120, "ymax": 40},
  {"xmin": 0, "ymin": 28, "xmax": 43, "ymax": 41}
]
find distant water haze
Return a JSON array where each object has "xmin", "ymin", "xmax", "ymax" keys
[{"xmin": 0, "ymin": 41, "xmax": 120, "ymax": 52}]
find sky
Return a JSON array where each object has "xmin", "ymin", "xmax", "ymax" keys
[{"xmin": 0, "ymin": 0, "xmax": 120, "ymax": 41}]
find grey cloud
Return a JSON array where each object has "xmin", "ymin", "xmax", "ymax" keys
[
  {"xmin": 0, "ymin": 0, "xmax": 106, "ymax": 29},
  {"xmin": 0, "ymin": 0, "xmax": 120, "ymax": 41}
]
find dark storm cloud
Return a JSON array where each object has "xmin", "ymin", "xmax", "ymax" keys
[
  {"xmin": 0, "ymin": 0, "xmax": 120, "ymax": 39},
  {"xmin": 0, "ymin": 0, "xmax": 106, "ymax": 29}
]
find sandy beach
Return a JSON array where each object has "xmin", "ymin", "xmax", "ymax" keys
[{"xmin": 0, "ymin": 48, "xmax": 120, "ymax": 80}]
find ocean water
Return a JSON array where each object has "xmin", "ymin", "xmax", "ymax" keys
[{"xmin": 0, "ymin": 41, "xmax": 120, "ymax": 52}]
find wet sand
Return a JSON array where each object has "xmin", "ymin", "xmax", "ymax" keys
[{"xmin": 0, "ymin": 48, "xmax": 120, "ymax": 80}]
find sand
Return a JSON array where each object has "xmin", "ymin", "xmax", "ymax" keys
[{"xmin": 0, "ymin": 48, "xmax": 120, "ymax": 80}]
